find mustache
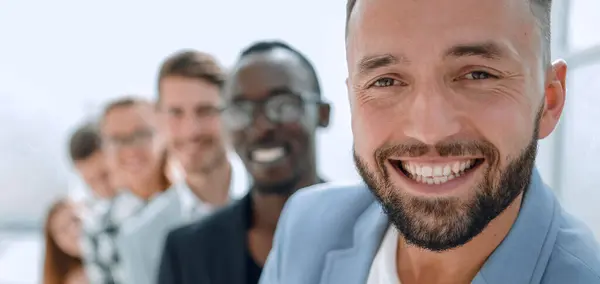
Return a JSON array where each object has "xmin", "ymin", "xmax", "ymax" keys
[
  {"xmin": 178, "ymin": 135, "xmax": 215, "ymax": 144},
  {"xmin": 375, "ymin": 139, "xmax": 499, "ymax": 163}
]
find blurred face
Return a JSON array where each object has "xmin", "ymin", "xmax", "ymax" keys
[
  {"xmin": 50, "ymin": 203, "xmax": 82, "ymax": 257},
  {"xmin": 158, "ymin": 76, "xmax": 227, "ymax": 175},
  {"xmin": 348, "ymin": 0, "xmax": 566, "ymax": 251},
  {"xmin": 223, "ymin": 49, "xmax": 329, "ymax": 195},
  {"xmin": 74, "ymin": 150, "xmax": 115, "ymax": 199},
  {"xmin": 101, "ymin": 103, "xmax": 164, "ymax": 188}
]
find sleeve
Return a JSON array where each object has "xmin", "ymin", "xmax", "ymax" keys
[{"xmin": 157, "ymin": 232, "xmax": 181, "ymax": 284}]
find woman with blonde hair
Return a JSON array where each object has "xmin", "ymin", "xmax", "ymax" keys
[{"xmin": 43, "ymin": 198, "xmax": 88, "ymax": 284}]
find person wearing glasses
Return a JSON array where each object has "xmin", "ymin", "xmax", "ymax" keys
[
  {"xmin": 115, "ymin": 50, "xmax": 250, "ymax": 284},
  {"xmin": 81, "ymin": 97, "xmax": 171, "ymax": 284},
  {"xmin": 157, "ymin": 40, "xmax": 331, "ymax": 284}
]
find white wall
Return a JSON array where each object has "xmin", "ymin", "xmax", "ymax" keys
[
  {"xmin": 0, "ymin": 0, "xmax": 355, "ymax": 223},
  {"xmin": 0, "ymin": 0, "xmax": 598, "ymax": 237}
]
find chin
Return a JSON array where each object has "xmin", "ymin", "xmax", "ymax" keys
[{"xmin": 253, "ymin": 175, "xmax": 301, "ymax": 196}]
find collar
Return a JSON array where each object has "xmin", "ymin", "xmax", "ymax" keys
[
  {"xmin": 473, "ymin": 168, "xmax": 560, "ymax": 284},
  {"xmin": 176, "ymin": 151, "xmax": 251, "ymax": 217}
]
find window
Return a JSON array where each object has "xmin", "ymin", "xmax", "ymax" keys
[
  {"xmin": 568, "ymin": 0, "xmax": 600, "ymax": 52},
  {"xmin": 560, "ymin": 61, "xmax": 600, "ymax": 237}
]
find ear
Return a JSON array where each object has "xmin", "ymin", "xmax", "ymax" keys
[
  {"xmin": 318, "ymin": 102, "xmax": 331, "ymax": 128},
  {"xmin": 538, "ymin": 59, "xmax": 567, "ymax": 139}
]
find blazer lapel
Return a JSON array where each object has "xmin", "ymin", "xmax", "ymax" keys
[
  {"xmin": 320, "ymin": 201, "xmax": 389, "ymax": 284},
  {"xmin": 216, "ymin": 193, "xmax": 252, "ymax": 284}
]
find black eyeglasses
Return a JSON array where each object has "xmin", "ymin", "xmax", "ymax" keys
[{"xmin": 222, "ymin": 93, "xmax": 320, "ymax": 130}]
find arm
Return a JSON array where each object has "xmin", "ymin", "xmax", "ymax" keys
[{"xmin": 157, "ymin": 232, "xmax": 181, "ymax": 284}]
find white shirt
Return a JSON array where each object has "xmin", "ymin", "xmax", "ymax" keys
[
  {"xmin": 176, "ymin": 151, "xmax": 250, "ymax": 219},
  {"xmin": 367, "ymin": 225, "xmax": 402, "ymax": 284},
  {"xmin": 117, "ymin": 152, "xmax": 250, "ymax": 284}
]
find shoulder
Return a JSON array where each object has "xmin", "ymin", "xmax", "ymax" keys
[
  {"xmin": 284, "ymin": 180, "xmax": 374, "ymax": 220},
  {"xmin": 166, "ymin": 197, "xmax": 244, "ymax": 249},
  {"xmin": 121, "ymin": 189, "xmax": 181, "ymax": 237},
  {"xmin": 544, "ymin": 210, "xmax": 600, "ymax": 282},
  {"xmin": 277, "ymin": 181, "xmax": 375, "ymax": 238}
]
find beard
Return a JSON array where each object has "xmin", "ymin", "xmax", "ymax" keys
[{"xmin": 354, "ymin": 110, "xmax": 541, "ymax": 252}]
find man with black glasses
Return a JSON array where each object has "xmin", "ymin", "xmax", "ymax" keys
[{"xmin": 158, "ymin": 40, "xmax": 331, "ymax": 284}]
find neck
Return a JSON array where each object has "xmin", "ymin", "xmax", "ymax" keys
[
  {"xmin": 396, "ymin": 193, "xmax": 523, "ymax": 284},
  {"xmin": 186, "ymin": 160, "xmax": 231, "ymax": 207},
  {"xmin": 251, "ymin": 171, "xmax": 320, "ymax": 233},
  {"xmin": 129, "ymin": 172, "xmax": 168, "ymax": 200}
]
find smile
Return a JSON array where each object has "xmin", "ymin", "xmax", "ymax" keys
[
  {"xmin": 390, "ymin": 158, "xmax": 485, "ymax": 185},
  {"xmin": 249, "ymin": 144, "xmax": 291, "ymax": 164}
]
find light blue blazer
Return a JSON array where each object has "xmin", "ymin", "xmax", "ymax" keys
[{"xmin": 260, "ymin": 169, "xmax": 600, "ymax": 284}]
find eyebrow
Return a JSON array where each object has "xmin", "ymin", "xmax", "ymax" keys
[
  {"xmin": 357, "ymin": 54, "xmax": 406, "ymax": 76},
  {"xmin": 444, "ymin": 42, "xmax": 504, "ymax": 60}
]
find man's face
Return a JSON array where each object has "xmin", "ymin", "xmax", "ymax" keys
[
  {"xmin": 348, "ymin": 0, "xmax": 566, "ymax": 251},
  {"xmin": 158, "ymin": 76, "xmax": 228, "ymax": 175},
  {"xmin": 101, "ymin": 103, "xmax": 164, "ymax": 188},
  {"xmin": 74, "ymin": 150, "xmax": 115, "ymax": 199},
  {"xmin": 223, "ymin": 49, "xmax": 329, "ymax": 195}
]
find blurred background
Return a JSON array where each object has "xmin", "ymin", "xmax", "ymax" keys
[{"xmin": 0, "ymin": 0, "xmax": 599, "ymax": 282}]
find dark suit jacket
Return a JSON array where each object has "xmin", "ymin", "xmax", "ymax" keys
[{"xmin": 158, "ymin": 193, "xmax": 254, "ymax": 284}]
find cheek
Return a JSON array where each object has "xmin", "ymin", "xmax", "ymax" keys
[
  {"xmin": 206, "ymin": 120, "xmax": 225, "ymax": 137},
  {"xmin": 471, "ymin": 104, "xmax": 534, "ymax": 164},
  {"xmin": 351, "ymin": 105, "xmax": 397, "ymax": 162}
]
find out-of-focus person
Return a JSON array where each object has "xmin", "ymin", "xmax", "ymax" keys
[
  {"xmin": 68, "ymin": 121, "xmax": 119, "ymax": 278},
  {"xmin": 69, "ymin": 121, "xmax": 116, "ymax": 200},
  {"xmin": 259, "ymin": 0, "xmax": 600, "ymax": 283},
  {"xmin": 43, "ymin": 198, "xmax": 88, "ymax": 284},
  {"xmin": 117, "ymin": 50, "xmax": 249, "ymax": 284},
  {"xmin": 158, "ymin": 40, "xmax": 331, "ymax": 284},
  {"xmin": 82, "ymin": 97, "xmax": 171, "ymax": 284}
]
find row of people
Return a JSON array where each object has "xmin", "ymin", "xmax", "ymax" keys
[
  {"xmin": 44, "ymin": 0, "xmax": 600, "ymax": 282},
  {"xmin": 44, "ymin": 40, "xmax": 328, "ymax": 284}
]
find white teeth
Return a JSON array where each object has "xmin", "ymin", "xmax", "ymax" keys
[
  {"xmin": 399, "ymin": 159, "xmax": 478, "ymax": 185},
  {"xmin": 443, "ymin": 165, "xmax": 451, "ymax": 176},
  {"xmin": 251, "ymin": 147, "xmax": 285, "ymax": 163},
  {"xmin": 452, "ymin": 162, "xmax": 460, "ymax": 173},
  {"xmin": 421, "ymin": 166, "xmax": 433, "ymax": 177},
  {"xmin": 433, "ymin": 166, "xmax": 443, "ymax": 177}
]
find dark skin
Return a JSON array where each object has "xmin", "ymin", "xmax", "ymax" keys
[{"xmin": 224, "ymin": 48, "xmax": 331, "ymax": 265}]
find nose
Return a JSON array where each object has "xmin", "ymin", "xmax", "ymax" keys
[
  {"xmin": 247, "ymin": 111, "xmax": 276, "ymax": 139},
  {"xmin": 403, "ymin": 85, "xmax": 462, "ymax": 145},
  {"xmin": 180, "ymin": 114, "xmax": 206, "ymax": 136}
]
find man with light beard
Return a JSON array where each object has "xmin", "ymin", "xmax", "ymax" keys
[
  {"xmin": 116, "ymin": 50, "xmax": 249, "ymax": 284},
  {"xmin": 259, "ymin": 0, "xmax": 600, "ymax": 283}
]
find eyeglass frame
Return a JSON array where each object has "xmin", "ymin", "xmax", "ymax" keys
[{"xmin": 221, "ymin": 91, "xmax": 323, "ymax": 130}]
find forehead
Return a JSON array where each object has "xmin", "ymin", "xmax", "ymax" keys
[
  {"xmin": 160, "ymin": 76, "xmax": 221, "ymax": 106},
  {"xmin": 225, "ymin": 49, "xmax": 314, "ymax": 101},
  {"xmin": 102, "ymin": 104, "xmax": 155, "ymax": 134},
  {"xmin": 347, "ymin": 0, "xmax": 541, "ymax": 71}
]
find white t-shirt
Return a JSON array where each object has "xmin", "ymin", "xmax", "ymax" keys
[{"xmin": 366, "ymin": 225, "xmax": 402, "ymax": 284}]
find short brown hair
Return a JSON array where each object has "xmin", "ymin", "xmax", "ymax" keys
[
  {"xmin": 157, "ymin": 50, "xmax": 225, "ymax": 100},
  {"xmin": 69, "ymin": 121, "xmax": 101, "ymax": 162},
  {"xmin": 101, "ymin": 96, "xmax": 152, "ymax": 121}
]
